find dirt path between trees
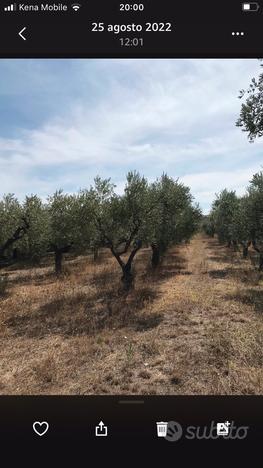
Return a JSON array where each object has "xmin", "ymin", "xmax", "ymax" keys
[{"xmin": 140, "ymin": 234, "xmax": 263, "ymax": 394}]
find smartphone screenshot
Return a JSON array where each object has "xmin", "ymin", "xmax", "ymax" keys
[{"xmin": 0, "ymin": 0, "xmax": 262, "ymax": 462}]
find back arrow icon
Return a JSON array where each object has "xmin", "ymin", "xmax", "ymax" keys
[{"xmin": 19, "ymin": 27, "xmax": 27, "ymax": 40}]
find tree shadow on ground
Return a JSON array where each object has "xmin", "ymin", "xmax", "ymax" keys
[
  {"xmin": 134, "ymin": 313, "xmax": 163, "ymax": 332},
  {"xmin": 4, "ymin": 252, "xmax": 91, "ymax": 283},
  {"xmin": 227, "ymin": 289, "xmax": 263, "ymax": 313},
  {"xmin": 7, "ymin": 269, "xmax": 55, "ymax": 287},
  {"xmin": 208, "ymin": 269, "xmax": 228, "ymax": 279},
  {"xmin": 90, "ymin": 267, "xmax": 119, "ymax": 288},
  {"xmin": 208, "ymin": 255, "xmax": 231, "ymax": 263},
  {"xmin": 207, "ymin": 265, "xmax": 262, "ymax": 287},
  {"xmin": 5, "ymin": 281, "xmax": 161, "ymax": 339},
  {"xmin": 204, "ymin": 241, "xmax": 222, "ymax": 249},
  {"xmin": 225, "ymin": 267, "xmax": 261, "ymax": 285},
  {"xmin": 3, "ymin": 255, "xmax": 54, "ymax": 271},
  {"xmin": 4, "ymin": 247, "xmax": 190, "ymax": 339},
  {"xmin": 147, "ymin": 252, "xmax": 190, "ymax": 283}
]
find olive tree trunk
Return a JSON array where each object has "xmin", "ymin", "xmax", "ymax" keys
[
  {"xmin": 151, "ymin": 243, "xmax": 160, "ymax": 268},
  {"xmin": 53, "ymin": 245, "xmax": 72, "ymax": 275},
  {"xmin": 252, "ymin": 241, "xmax": 263, "ymax": 271},
  {"xmin": 111, "ymin": 241, "xmax": 142, "ymax": 291}
]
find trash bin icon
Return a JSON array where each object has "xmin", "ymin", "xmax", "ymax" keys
[{"xmin": 156, "ymin": 422, "xmax": 168, "ymax": 437}]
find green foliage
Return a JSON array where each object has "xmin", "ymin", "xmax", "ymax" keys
[
  {"xmin": 236, "ymin": 65, "xmax": 263, "ymax": 266},
  {"xmin": 0, "ymin": 194, "xmax": 21, "ymax": 250},
  {"xmin": 208, "ymin": 170, "xmax": 263, "ymax": 268},
  {"xmin": 0, "ymin": 172, "xmax": 200, "ymax": 277},
  {"xmin": 179, "ymin": 204, "xmax": 202, "ymax": 241},
  {"xmin": 0, "ymin": 194, "xmax": 28, "ymax": 258},
  {"xmin": 19, "ymin": 195, "xmax": 49, "ymax": 262},
  {"xmin": 202, "ymin": 214, "xmax": 216, "ymax": 237},
  {"xmin": 231, "ymin": 196, "xmax": 251, "ymax": 245},
  {"xmin": 236, "ymin": 62, "xmax": 263, "ymax": 141},
  {"xmin": 147, "ymin": 174, "xmax": 200, "ymax": 254},
  {"xmin": 90, "ymin": 171, "xmax": 149, "ymax": 252},
  {"xmin": 210, "ymin": 189, "xmax": 239, "ymax": 244},
  {"xmin": 47, "ymin": 190, "xmax": 81, "ymax": 251},
  {"xmin": 78, "ymin": 187, "xmax": 100, "ymax": 254},
  {"xmin": 247, "ymin": 171, "xmax": 263, "ymax": 246}
]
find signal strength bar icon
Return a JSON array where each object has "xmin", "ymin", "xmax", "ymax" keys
[
  {"xmin": 71, "ymin": 3, "xmax": 81, "ymax": 11},
  {"xmin": 4, "ymin": 3, "xmax": 16, "ymax": 11}
]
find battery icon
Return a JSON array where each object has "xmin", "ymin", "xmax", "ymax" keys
[{"xmin": 242, "ymin": 2, "xmax": 260, "ymax": 11}]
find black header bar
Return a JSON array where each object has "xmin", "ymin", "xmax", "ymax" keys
[{"xmin": 0, "ymin": 0, "xmax": 263, "ymax": 58}]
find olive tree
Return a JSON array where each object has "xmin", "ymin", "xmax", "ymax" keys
[
  {"xmin": 231, "ymin": 196, "xmax": 251, "ymax": 258},
  {"xmin": 78, "ymin": 186, "xmax": 102, "ymax": 261},
  {"xmin": 176, "ymin": 204, "xmax": 202, "ymax": 243},
  {"xmin": 148, "ymin": 174, "xmax": 201, "ymax": 267},
  {"xmin": 18, "ymin": 195, "xmax": 50, "ymax": 263},
  {"xmin": 237, "ymin": 62, "xmax": 263, "ymax": 141},
  {"xmin": 211, "ymin": 189, "xmax": 239, "ymax": 247},
  {"xmin": 208, "ymin": 172, "xmax": 263, "ymax": 270},
  {"xmin": 91, "ymin": 172, "xmax": 150, "ymax": 290},
  {"xmin": 236, "ymin": 62, "xmax": 263, "ymax": 268},
  {"xmin": 247, "ymin": 172, "xmax": 263, "ymax": 270},
  {"xmin": 202, "ymin": 213, "xmax": 216, "ymax": 237},
  {"xmin": 0, "ymin": 194, "xmax": 29, "ymax": 261},
  {"xmin": 47, "ymin": 190, "xmax": 82, "ymax": 274}
]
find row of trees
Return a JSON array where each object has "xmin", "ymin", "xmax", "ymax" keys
[
  {"xmin": 0, "ymin": 172, "xmax": 201, "ymax": 289},
  {"xmin": 203, "ymin": 170, "xmax": 263, "ymax": 271},
  {"xmin": 203, "ymin": 62, "xmax": 263, "ymax": 270}
]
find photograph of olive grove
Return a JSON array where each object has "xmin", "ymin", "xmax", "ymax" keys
[{"xmin": 0, "ymin": 59, "xmax": 262, "ymax": 395}]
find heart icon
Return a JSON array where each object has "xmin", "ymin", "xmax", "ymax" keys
[{"xmin": 33, "ymin": 421, "xmax": 49, "ymax": 436}]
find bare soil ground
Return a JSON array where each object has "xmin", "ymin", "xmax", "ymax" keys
[{"xmin": 0, "ymin": 234, "xmax": 262, "ymax": 395}]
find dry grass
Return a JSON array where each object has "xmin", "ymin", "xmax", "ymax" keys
[{"xmin": 0, "ymin": 235, "xmax": 262, "ymax": 395}]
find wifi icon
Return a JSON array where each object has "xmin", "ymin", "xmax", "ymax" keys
[{"xmin": 71, "ymin": 3, "xmax": 81, "ymax": 11}]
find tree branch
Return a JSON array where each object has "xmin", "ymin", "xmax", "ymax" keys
[
  {"xmin": 126, "ymin": 240, "xmax": 142, "ymax": 269},
  {"xmin": 0, "ymin": 217, "xmax": 29, "ymax": 257}
]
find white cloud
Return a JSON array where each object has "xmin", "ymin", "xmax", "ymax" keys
[
  {"xmin": 182, "ymin": 165, "xmax": 262, "ymax": 213},
  {"xmin": 0, "ymin": 59, "xmax": 262, "ymax": 211}
]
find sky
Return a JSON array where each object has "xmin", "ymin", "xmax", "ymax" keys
[{"xmin": 0, "ymin": 58, "xmax": 262, "ymax": 213}]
